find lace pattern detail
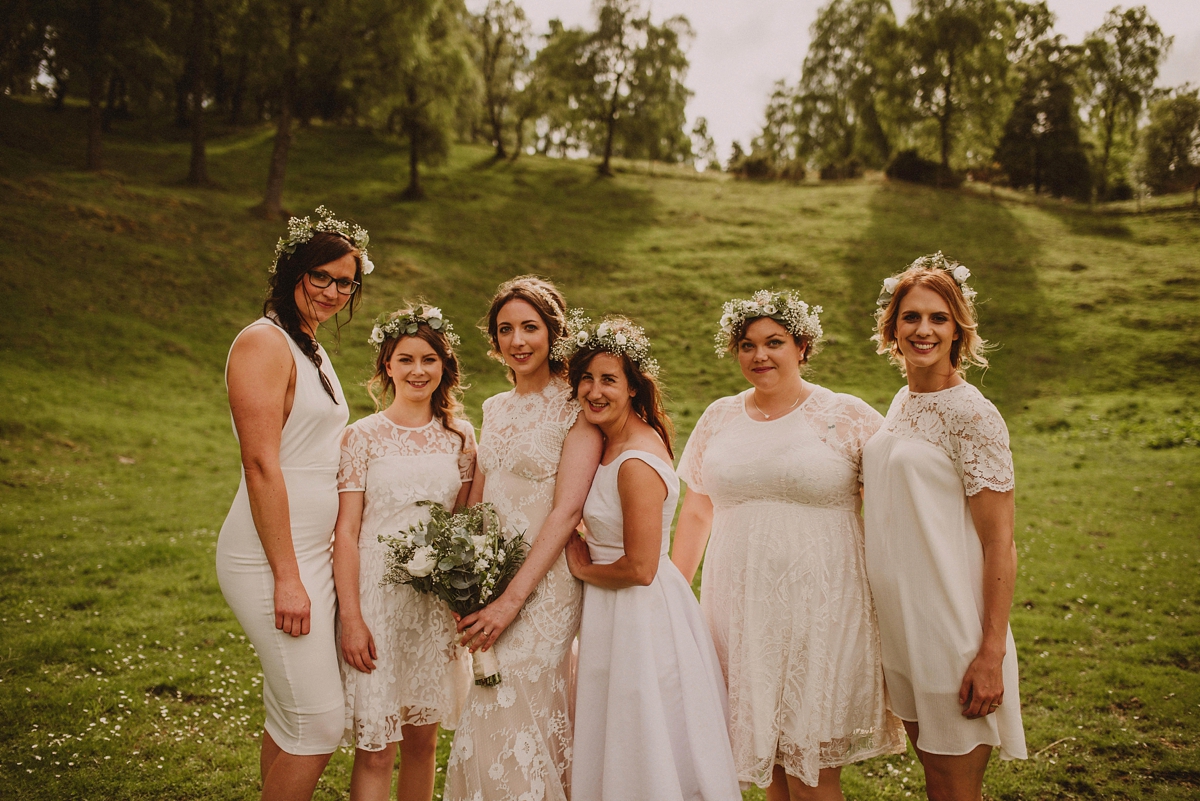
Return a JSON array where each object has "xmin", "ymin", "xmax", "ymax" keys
[
  {"xmin": 445, "ymin": 379, "xmax": 583, "ymax": 801},
  {"xmin": 680, "ymin": 385, "xmax": 905, "ymax": 787},
  {"xmin": 881, "ymin": 384, "xmax": 1014, "ymax": 495},
  {"xmin": 336, "ymin": 413, "xmax": 475, "ymax": 751}
]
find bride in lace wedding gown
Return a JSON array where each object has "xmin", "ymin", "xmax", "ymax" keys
[{"xmin": 444, "ymin": 277, "xmax": 601, "ymax": 801}]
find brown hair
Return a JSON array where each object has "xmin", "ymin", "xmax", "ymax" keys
[
  {"xmin": 264, "ymin": 231, "xmax": 363, "ymax": 403},
  {"xmin": 568, "ymin": 348, "xmax": 675, "ymax": 460},
  {"xmin": 873, "ymin": 263, "xmax": 989, "ymax": 374},
  {"xmin": 367, "ymin": 304, "xmax": 467, "ymax": 448},
  {"xmin": 480, "ymin": 275, "xmax": 568, "ymax": 382}
]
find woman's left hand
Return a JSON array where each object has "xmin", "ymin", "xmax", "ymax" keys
[
  {"xmin": 959, "ymin": 649, "xmax": 1005, "ymax": 719},
  {"xmin": 457, "ymin": 593, "xmax": 522, "ymax": 653},
  {"xmin": 565, "ymin": 532, "xmax": 592, "ymax": 579}
]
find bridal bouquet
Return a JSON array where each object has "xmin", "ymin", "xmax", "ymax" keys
[{"xmin": 380, "ymin": 501, "xmax": 526, "ymax": 686}]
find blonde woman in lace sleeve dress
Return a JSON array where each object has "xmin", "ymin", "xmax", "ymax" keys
[
  {"xmin": 672, "ymin": 291, "xmax": 905, "ymax": 801},
  {"xmin": 332, "ymin": 304, "xmax": 474, "ymax": 801},
  {"xmin": 862, "ymin": 255, "xmax": 1026, "ymax": 801},
  {"xmin": 444, "ymin": 276, "xmax": 602, "ymax": 801}
]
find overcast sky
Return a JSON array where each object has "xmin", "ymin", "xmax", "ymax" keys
[{"xmin": 468, "ymin": 0, "xmax": 1200, "ymax": 159}]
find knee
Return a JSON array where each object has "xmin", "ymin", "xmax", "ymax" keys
[
  {"xmin": 356, "ymin": 746, "xmax": 397, "ymax": 773},
  {"xmin": 310, "ymin": 707, "xmax": 345, "ymax": 754},
  {"xmin": 398, "ymin": 727, "xmax": 438, "ymax": 764}
]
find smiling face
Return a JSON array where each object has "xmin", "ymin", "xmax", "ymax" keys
[
  {"xmin": 576, "ymin": 352, "xmax": 634, "ymax": 429},
  {"xmin": 894, "ymin": 285, "xmax": 960, "ymax": 374},
  {"xmin": 385, "ymin": 335, "xmax": 443, "ymax": 405},
  {"xmin": 736, "ymin": 317, "xmax": 806, "ymax": 391},
  {"xmin": 495, "ymin": 298, "xmax": 552, "ymax": 382},
  {"xmin": 292, "ymin": 251, "xmax": 358, "ymax": 333}
]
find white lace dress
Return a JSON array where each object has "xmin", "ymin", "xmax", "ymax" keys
[
  {"xmin": 678, "ymin": 385, "xmax": 906, "ymax": 788},
  {"xmin": 336, "ymin": 414, "xmax": 475, "ymax": 751},
  {"xmin": 573, "ymin": 451, "xmax": 741, "ymax": 801},
  {"xmin": 445, "ymin": 378, "xmax": 584, "ymax": 801},
  {"xmin": 862, "ymin": 384, "xmax": 1026, "ymax": 760}
]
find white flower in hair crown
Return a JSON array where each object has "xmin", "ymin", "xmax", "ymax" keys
[
  {"xmin": 369, "ymin": 306, "xmax": 460, "ymax": 349},
  {"xmin": 551, "ymin": 310, "xmax": 660, "ymax": 378},
  {"xmin": 271, "ymin": 205, "xmax": 374, "ymax": 275},
  {"xmin": 714, "ymin": 290, "xmax": 823, "ymax": 357},
  {"xmin": 877, "ymin": 251, "xmax": 975, "ymax": 308}
]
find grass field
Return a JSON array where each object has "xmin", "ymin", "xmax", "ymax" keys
[{"xmin": 1, "ymin": 96, "xmax": 1198, "ymax": 800}]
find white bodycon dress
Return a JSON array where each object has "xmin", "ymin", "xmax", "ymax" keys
[{"xmin": 216, "ymin": 317, "xmax": 347, "ymax": 755}]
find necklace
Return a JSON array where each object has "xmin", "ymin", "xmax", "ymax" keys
[{"xmin": 750, "ymin": 388, "xmax": 804, "ymax": 420}]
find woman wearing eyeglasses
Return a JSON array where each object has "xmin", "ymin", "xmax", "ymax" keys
[{"xmin": 217, "ymin": 208, "xmax": 369, "ymax": 801}]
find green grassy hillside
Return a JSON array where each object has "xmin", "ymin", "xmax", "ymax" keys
[{"xmin": 1, "ymin": 96, "xmax": 1198, "ymax": 799}]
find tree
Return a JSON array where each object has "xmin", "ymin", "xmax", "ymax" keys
[
  {"xmin": 874, "ymin": 0, "xmax": 1052, "ymax": 179},
  {"xmin": 185, "ymin": 0, "xmax": 210, "ymax": 185},
  {"xmin": 252, "ymin": 0, "xmax": 307, "ymax": 218},
  {"xmin": 994, "ymin": 37, "xmax": 1091, "ymax": 200},
  {"xmin": 470, "ymin": 0, "xmax": 530, "ymax": 159},
  {"xmin": 689, "ymin": 116, "xmax": 717, "ymax": 169},
  {"xmin": 1140, "ymin": 86, "xmax": 1200, "ymax": 202},
  {"xmin": 795, "ymin": 0, "xmax": 894, "ymax": 173},
  {"xmin": 1081, "ymin": 5, "xmax": 1172, "ymax": 200}
]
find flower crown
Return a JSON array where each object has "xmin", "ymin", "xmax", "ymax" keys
[
  {"xmin": 876, "ymin": 251, "xmax": 975, "ymax": 308},
  {"xmin": 715, "ymin": 290, "xmax": 823, "ymax": 357},
  {"xmin": 551, "ymin": 310, "xmax": 660, "ymax": 378},
  {"xmin": 271, "ymin": 205, "xmax": 374, "ymax": 275},
  {"xmin": 369, "ymin": 305, "xmax": 460, "ymax": 350}
]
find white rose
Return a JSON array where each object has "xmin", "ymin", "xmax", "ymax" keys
[
  {"xmin": 470, "ymin": 534, "xmax": 488, "ymax": 552},
  {"xmin": 369, "ymin": 327, "xmax": 384, "ymax": 344},
  {"xmin": 614, "ymin": 332, "xmax": 627, "ymax": 346},
  {"xmin": 576, "ymin": 330, "xmax": 589, "ymax": 345},
  {"xmin": 952, "ymin": 265, "xmax": 971, "ymax": 283},
  {"xmin": 882, "ymin": 277, "xmax": 899, "ymax": 294},
  {"xmin": 426, "ymin": 306, "xmax": 443, "ymax": 320},
  {"xmin": 763, "ymin": 304, "xmax": 778, "ymax": 315},
  {"xmin": 719, "ymin": 313, "xmax": 732, "ymax": 328},
  {"xmin": 360, "ymin": 254, "xmax": 375, "ymax": 275},
  {"xmin": 404, "ymin": 546, "xmax": 437, "ymax": 577},
  {"xmin": 597, "ymin": 322, "xmax": 610, "ymax": 337}
]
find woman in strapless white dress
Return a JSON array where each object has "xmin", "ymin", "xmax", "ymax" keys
[
  {"xmin": 562, "ymin": 315, "xmax": 741, "ymax": 801},
  {"xmin": 217, "ymin": 210, "xmax": 369, "ymax": 800}
]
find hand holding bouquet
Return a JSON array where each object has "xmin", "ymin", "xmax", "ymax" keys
[{"xmin": 380, "ymin": 501, "xmax": 526, "ymax": 686}]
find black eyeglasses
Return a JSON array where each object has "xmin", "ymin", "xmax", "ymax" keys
[{"xmin": 306, "ymin": 270, "xmax": 360, "ymax": 296}]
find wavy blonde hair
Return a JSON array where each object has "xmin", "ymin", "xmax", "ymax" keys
[{"xmin": 873, "ymin": 263, "xmax": 989, "ymax": 374}]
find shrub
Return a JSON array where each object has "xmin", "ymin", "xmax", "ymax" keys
[{"xmin": 885, "ymin": 149, "xmax": 961, "ymax": 188}]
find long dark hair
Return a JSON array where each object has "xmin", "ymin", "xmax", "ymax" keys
[
  {"xmin": 264, "ymin": 231, "xmax": 363, "ymax": 402},
  {"xmin": 568, "ymin": 348, "xmax": 675, "ymax": 460},
  {"xmin": 366, "ymin": 309, "xmax": 468, "ymax": 449},
  {"xmin": 480, "ymin": 275, "xmax": 568, "ymax": 383}
]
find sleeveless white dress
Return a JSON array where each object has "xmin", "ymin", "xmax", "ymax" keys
[
  {"xmin": 445, "ymin": 378, "xmax": 584, "ymax": 801},
  {"xmin": 862, "ymin": 384, "xmax": 1026, "ymax": 760},
  {"xmin": 572, "ymin": 451, "xmax": 741, "ymax": 801},
  {"xmin": 677, "ymin": 385, "xmax": 905, "ymax": 787},
  {"xmin": 336, "ymin": 413, "xmax": 476, "ymax": 751},
  {"xmin": 216, "ymin": 317, "xmax": 347, "ymax": 755}
]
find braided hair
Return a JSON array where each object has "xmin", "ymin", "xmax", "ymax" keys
[{"xmin": 263, "ymin": 231, "xmax": 363, "ymax": 402}]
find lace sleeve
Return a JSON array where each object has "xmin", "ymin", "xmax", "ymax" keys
[
  {"xmin": 838, "ymin": 394, "xmax": 885, "ymax": 482},
  {"xmin": 549, "ymin": 381, "xmax": 583, "ymax": 436},
  {"xmin": 455, "ymin": 419, "xmax": 478, "ymax": 483},
  {"xmin": 337, "ymin": 423, "xmax": 368, "ymax": 492},
  {"xmin": 952, "ymin": 393, "xmax": 1015, "ymax": 495},
  {"xmin": 678, "ymin": 398, "xmax": 728, "ymax": 495}
]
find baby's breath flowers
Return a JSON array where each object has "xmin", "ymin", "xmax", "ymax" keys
[
  {"xmin": 714, "ymin": 290, "xmax": 823, "ymax": 357},
  {"xmin": 368, "ymin": 305, "xmax": 459, "ymax": 349},
  {"xmin": 551, "ymin": 310, "xmax": 660, "ymax": 378},
  {"xmin": 270, "ymin": 205, "xmax": 374, "ymax": 275},
  {"xmin": 876, "ymin": 251, "xmax": 975, "ymax": 309}
]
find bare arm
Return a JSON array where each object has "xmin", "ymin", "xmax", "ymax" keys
[
  {"xmin": 331, "ymin": 491, "xmax": 375, "ymax": 672},
  {"xmin": 566, "ymin": 459, "xmax": 666, "ymax": 589},
  {"xmin": 670, "ymin": 488, "xmax": 713, "ymax": 585},
  {"xmin": 227, "ymin": 326, "xmax": 311, "ymax": 637},
  {"xmin": 959, "ymin": 487, "xmax": 1017, "ymax": 718},
  {"xmin": 459, "ymin": 415, "xmax": 603, "ymax": 651}
]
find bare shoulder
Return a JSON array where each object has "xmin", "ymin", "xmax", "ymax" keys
[{"xmin": 227, "ymin": 324, "xmax": 294, "ymax": 394}]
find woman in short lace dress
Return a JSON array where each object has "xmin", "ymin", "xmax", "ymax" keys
[
  {"xmin": 332, "ymin": 304, "xmax": 474, "ymax": 801},
  {"xmin": 863, "ymin": 255, "xmax": 1025, "ymax": 801},
  {"xmin": 444, "ymin": 276, "xmax": 602, "ymax": 801},
  {"xmin": 673, "ymin": 291, "xmax": 904, "ymax": 801}
]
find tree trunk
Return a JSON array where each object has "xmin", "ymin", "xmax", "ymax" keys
[
  {"xmin": 938, "ymin": 48, "xmax": 955, "ymax": 185},
  {"xmin": 253, "ymin": 2, "xmax": 300, "ymax": 219},
  {"xmin": 85, "ymin": 0, "xmax": 104, "ymax": 170},
  {"xmin": 401, "ymin": 84, "xmax": 424, "ymax": 200},
  {"xmin": 228, "ymin": 52, "xmax": 248, "ymax": 125},
  {"xmin": 1098, "ymin": 106, "xmax": 1116, "ymax": 200},
  {"xmin": 187, "ymin": 0, "xmax": 209, "ymax": 185},
  {"xmin": 599, "ymin": 81, "xmax": 621, "ymax": 177}
]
